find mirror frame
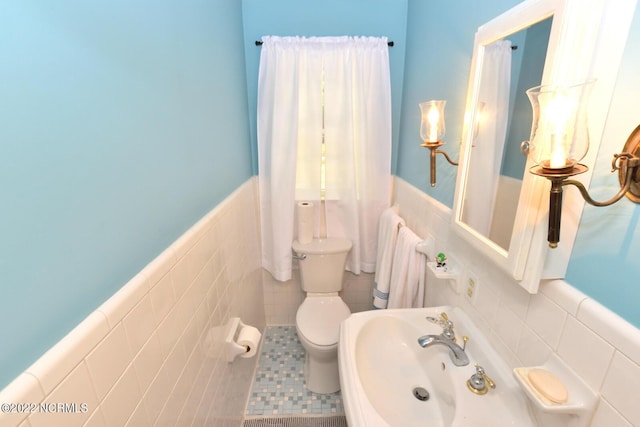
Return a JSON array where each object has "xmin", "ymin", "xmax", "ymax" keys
[{"xmin": 452, "ymin": 0, "xmax": 636, "ymax": 293}]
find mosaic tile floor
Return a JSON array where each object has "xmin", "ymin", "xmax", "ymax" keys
[{"xmin": 245, "ymin": 326, "xmax": 344, "ymax": 416}]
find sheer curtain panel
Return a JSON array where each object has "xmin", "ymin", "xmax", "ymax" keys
[
  {"xmin": 463, "ymin": 40, "xmax": 512, "ymax": 236},
  {"xmin": 257, "ymin": 36, "xmax": 392, "ymax": 281}
]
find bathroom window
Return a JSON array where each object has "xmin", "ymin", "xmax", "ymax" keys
[{"xmin": 257, "ymin": 35, "xmax": 392, "ymax": 279}]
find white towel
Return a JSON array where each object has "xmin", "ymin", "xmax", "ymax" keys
[
  {"xmin": 387, "ymin": 227, "xmax": 426, "ymax": 309},
  {"xmin": 373, "ymin": 206, "xmax": 405, "ymax": 309}
]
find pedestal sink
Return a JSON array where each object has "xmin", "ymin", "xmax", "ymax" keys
[{"xmin": 338, "ymin": 306, "xmax": 537, "ymax": 426}]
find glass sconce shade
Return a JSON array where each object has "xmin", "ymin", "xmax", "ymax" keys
[
  {"xmin": 526, "ymin": 81, "xmax": 594, "ymax": 172},
  {"xmin": 420, "ymin": 100, "xmax": 446, "ymax": 143}
]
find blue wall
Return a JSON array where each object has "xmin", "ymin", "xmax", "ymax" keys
[
  {"xmin": 0, "ymin": 0, "xmax": 253, "ymax": 388},
  {"xmin": 565, "ymin": 4, "xmax": 640, "ymax": 327},
  {"xmin": 241, "ymin": 0, "xmax": 408, "ymax": 175}
]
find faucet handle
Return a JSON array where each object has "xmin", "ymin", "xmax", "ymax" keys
[
  {"xmin": 467, "ymin": 364, "xmax": 495, "ymax": 395},
  {"xmin": 440, "ymin": 312, "xmax": 454, "ymax": 328},
  {"xmin": 475, "ymin": 364, "xmax": 495, "ymax": 389},
  {"xmin": 440, "ymin": 312, "xmax": 456, "ymax": 341}
]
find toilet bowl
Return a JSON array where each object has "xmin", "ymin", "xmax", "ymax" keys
[
  {"xmin": 296, "ymin": 294, "xmax": 351, "ymax": 394},
  {"xmin": 292, "ymin": 238, "xmax": 352, "ymax": 394}
]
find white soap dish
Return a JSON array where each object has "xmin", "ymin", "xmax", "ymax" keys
[{"xmin": 513, "ymin": 354, "xmax": 597, "ymax": 426}]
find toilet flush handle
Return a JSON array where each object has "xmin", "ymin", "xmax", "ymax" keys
[{"xmin": 293, "ymin": 253, "xmax": 307, "ymax": 261}]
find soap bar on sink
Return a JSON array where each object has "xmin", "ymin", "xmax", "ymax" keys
[{"xmin": 527, "ymin": 368, "xmax": 568, "ymax": 403}]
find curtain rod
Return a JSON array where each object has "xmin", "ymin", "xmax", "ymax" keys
[{"xmin": 255, "ymin": 40, "xmax": 394, "ymax": 47}]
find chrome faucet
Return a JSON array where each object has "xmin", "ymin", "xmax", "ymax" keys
[
  {"xmin": 418, "ymin": 312, "xmax": 470, "ymax": 366},
  {"xmin": 418, "ymin": 334, "xmax": 470, "ymax": 366}
]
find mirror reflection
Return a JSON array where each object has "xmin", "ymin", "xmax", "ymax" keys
[{"xmin": 461, "ymin": 17, "xmax": 552, "ymax": 250}]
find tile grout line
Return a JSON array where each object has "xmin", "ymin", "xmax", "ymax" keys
[{"xmin": 244, "ymin": 325, "xmax": 344, "ymax": 417}]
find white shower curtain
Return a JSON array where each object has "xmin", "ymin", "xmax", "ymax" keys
[
  {"xmin": 257, "ymin": 36, "xmax": 392, "ymax": 281},
  {"xmin": 464, "ymin": 40, "xmax": 512, "ymax": 237}
]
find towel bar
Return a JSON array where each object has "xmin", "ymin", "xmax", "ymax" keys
[{"xmin": 415, "ymin": 236, "xmax": 435, "ymax": 258}]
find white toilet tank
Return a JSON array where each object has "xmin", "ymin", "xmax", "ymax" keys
[{"xmin": 292, "ymin": 238, "xmax": 352, "ymax": 293}]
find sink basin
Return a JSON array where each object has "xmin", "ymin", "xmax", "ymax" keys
[{"xmin": 338, "ymin": 306, "xmax": 537, "ymax": 426}]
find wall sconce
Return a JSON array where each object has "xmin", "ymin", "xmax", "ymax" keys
[
  {"xmin": 420, "ymin": 100, "xmax": 458, "ymax": 187},
  {"xmin": 524, "ymin": 81, "xmax": 640, "ymax": 248}
]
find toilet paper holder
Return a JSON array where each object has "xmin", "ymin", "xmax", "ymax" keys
[{"xmin": 224, "ymin": 317, "xmax": 262, "ymax": 363}]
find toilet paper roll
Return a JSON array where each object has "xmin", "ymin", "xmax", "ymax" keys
[
  {"xmin": 296, "ymin": 201, "xmax": 314, "ymax": 244},
  {"xmin": 237, "ymin": 325, "xmax": 262, "ymax": 359}
]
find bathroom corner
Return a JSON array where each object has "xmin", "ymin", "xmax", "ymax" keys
[{"xmin": 0, "ymin": 179, "xmax": 265, "ymax": 427}]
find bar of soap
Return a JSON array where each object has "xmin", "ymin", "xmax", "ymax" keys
[{"xmin": 528, "ymin": 368, "xmax": 568, "ymax": 403}]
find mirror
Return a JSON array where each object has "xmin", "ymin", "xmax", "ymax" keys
[
  {"xmin": 453, "ymin": 0, "xmax": 563, "ymax": 294},
  {"xmin": 451, "ymin": 0, "xmax": 627, "ymax": 293},
  {"xmin": 461, "ymin": 17, "xmax": 552, "ymax": 251}
]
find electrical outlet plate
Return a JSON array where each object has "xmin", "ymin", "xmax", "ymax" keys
[{"xmin": 465, "ymin": 273, "xmax": 479, "ymax": 304}]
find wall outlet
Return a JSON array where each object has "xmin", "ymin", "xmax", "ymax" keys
[{"xmin": 465, "ymin": 274, "xmax": 479, "ymax": 305}]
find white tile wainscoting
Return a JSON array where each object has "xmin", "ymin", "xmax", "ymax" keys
[
  {"xmin": 3, "ymin": 175, "xmax": 639, "ymax": 427},
  {"xmin": 393, "ymin": 177, "xmax": 640, "ymax": 427},
  {"xmin": 0, "ymin": 178, "xmax": 265, "ymax": 427}
]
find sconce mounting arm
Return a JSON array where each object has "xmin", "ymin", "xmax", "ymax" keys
[
  {"xmin": 562, "ymin": 153, "xmax": 640, "ymax": 207},
  {"xmin": 421, "ymin": 141, "xmax": 459, "ymax": 187},
  {"xmin": 531, "ymin": 129, "xmax": 640, "ymax": 248},
  {"xmin": 435, "ymin": 149, "xmax": 459, "ymax": 166}
]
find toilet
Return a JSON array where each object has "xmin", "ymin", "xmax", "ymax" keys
[{"xmin": 292, "ymin": 238, "xmax": 352, "ymax": 394}]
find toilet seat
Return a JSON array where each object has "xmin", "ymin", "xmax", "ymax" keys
[{"xmin": 296, "ymin": 296, "xmax": 350, "ymax": 347}]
